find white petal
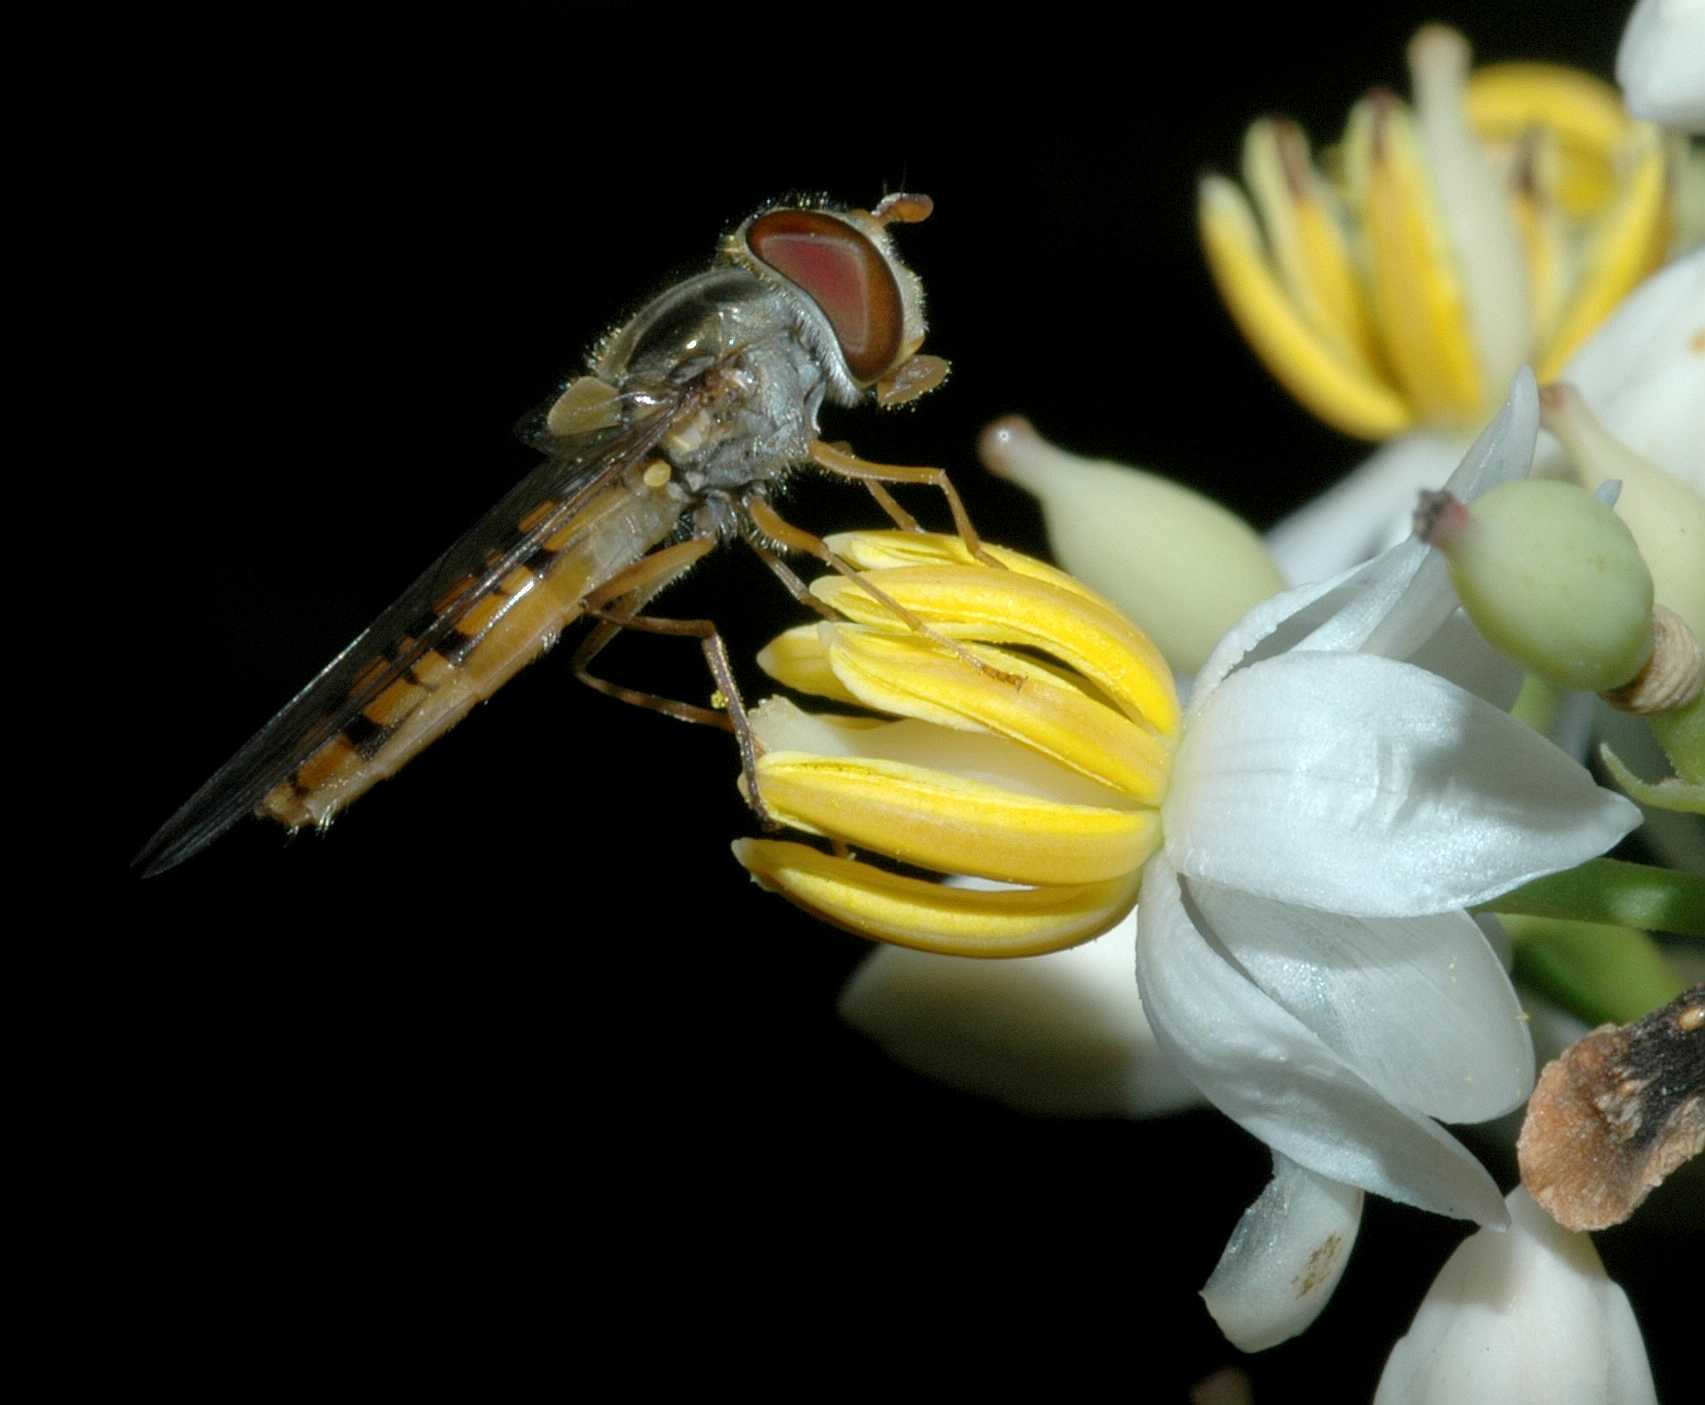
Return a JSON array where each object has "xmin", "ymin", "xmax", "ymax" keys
[
  {"xmin": 1134, "ymin": 858, "xmax": 1507, "ymax": 1222},
  {"xmin": 1263, "ymin": 369, "xmax": 1540, "ymax": 589},
  {"xmin": 1266, "ymin": 432, "xmax": 1464, "ymax": 587},
  {"xmin": 837, "ymin": 914, "xmax": 1203, "ymax": 1117},
  {"xmin": 1616, "ymin": 0, "xmax": 1705, "ymax": 130},
  {"xmin": 1166, "ymin": 653, "xmax": 1640, "ymax": 916},
  {"xmin": 1298, "ymin": 371, "xmax": 1539, "ymax": 664},
  {"xmin": 1190, "ymin": 537, "xmax": 1454, "ymax": 708},
  {"xmin": 1402, "ymin": 607, "xmax": 1523, "ymax": 709},
  {"xmin": 1542, "ymin": 250, "xmax": 1705, "ymax": 494},
  {"xmin": 1440, "ymin": 368, "xmax": 1541, "ymax": 501},
  {"xmin": 1201, "ymin": 1154, "xmax": 1363, "ymax": 1352},
  {"xmin": 1199, "ymin": 372, "xmax": 1541, "ymax": 705},
  {"xmin": 1189, "ymin": 880, "xmax": 1534, "ymax": 1122},
  {"xmin": 1189, "ymin": 568, "xmax": 1367, "ymax": 710},
  {"xmin": 1374, "ymin": 1188, "xmax": 1658, "ymax": 1404}
]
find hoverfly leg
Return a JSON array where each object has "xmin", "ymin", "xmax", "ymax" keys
[
  {"xmin": 744, "ymin": 495, "xmax": 1023, "ymax": 690},
  {"xmin": 807, "ymin": 439, "xmax": 1005, "ymax": 569},
  {"xmin": 574, "ymin": 537, "xmax": 777, "ymax": 829},
  {"xmin": 742, "ymin": 537, "xmax": 839, "ymax": 620},
  {"xmin": 863, "ymin": 481, "xmax": 922, "ymax": 532},
  {"xmin": 821, "ymin": 442, "xmax": 919, "ymax": 530}
]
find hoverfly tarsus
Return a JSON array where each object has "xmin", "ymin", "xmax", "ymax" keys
[{"xmin": 136, "ymin": 191, "xmax": 998, "ymax": 877}]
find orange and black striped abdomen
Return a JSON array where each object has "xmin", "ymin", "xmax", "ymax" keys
[{"xmin": 260, "ymin": 476, "xmax": 685, "ymax": 831}]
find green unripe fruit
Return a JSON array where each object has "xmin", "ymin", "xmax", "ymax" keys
[{"xmin": 1438, "ymin": 480, "xmax": 1654, "ymax": 692}]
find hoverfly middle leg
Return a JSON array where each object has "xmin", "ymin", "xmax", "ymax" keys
[
  {"xmin": 814, "ymin": 441, "xmax": 921, "ymax": 533},
  {"xmin": 573, "ymin": 536, "xmax": 777, "ymax": 829},
  {"xmin": 744, "ymin": 494, "xmax": 1023, "ymax": 690},
  {"xmin": 741, "ymin": 536, "xmax": 841, "ymax": 620},
  {"xmin": 807, "ymin": 439, "xmax": 1007, "ymax": 571}
]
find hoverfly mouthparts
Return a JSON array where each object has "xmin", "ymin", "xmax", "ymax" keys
[{"xmin": 136, "ymin": 192, "xmax": 974, "ymax": 878}]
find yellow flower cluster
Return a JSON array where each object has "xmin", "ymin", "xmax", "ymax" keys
[{"xmin": 1200, "ymin": 26, "xmax": 1669, "ymax": 438}]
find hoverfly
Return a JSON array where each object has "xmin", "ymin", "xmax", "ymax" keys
[{"xmin": 136, "ymin": 192, "xmax": 996, "ymax": 877}]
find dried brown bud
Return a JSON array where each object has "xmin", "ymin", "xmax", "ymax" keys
[{"xmin": 1518, "ymin": 984, "xmax": 1704, "ymax": 1230}]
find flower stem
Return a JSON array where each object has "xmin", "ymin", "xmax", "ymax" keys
[
  {"xmin": 1509, "ymin": 672, "xmax": 1564, "ymax": 734},
  {"xmin": 1505, "ymin": 915, "xmax": 1686, "ymax": 1024},
  {"xmin": 1649, "ymin": 689, "xmax": 1704, "ymax": 788},
  {"xmin": 1478, "ymin": 858, "xmax": 1705, "ymax": 936}
]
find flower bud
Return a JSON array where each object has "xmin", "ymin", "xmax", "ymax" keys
[
  {"xmin": 1418, "ymin": 479, "xmax": 1654, "ymax": 692},
  {"xmin": 1374, "ymin": 1187, "xmax": 1657, "ymax": 1404}
]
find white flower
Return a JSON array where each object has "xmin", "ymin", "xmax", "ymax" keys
[
  {"xmin": 1618, "ymin": 0, "xmax": 1705, "ymax": 130},
  {"xmin": 1374, "ymin": 1187, "xmax": 1658, "ymax": 1404},
  {"xmin": 735, "ymin": 372, "xmax": 1643, "ymax": 1347},
  {"xmin": 1118, "ymin": 373, "xmax": 1636, "ymax": 1350},
  {"xmin": 767, "ymin": 372, "xmax": 1642, "ymax": 1350},
  {"xmin": 1135, "ymin": 371, "xmax": 1639, "ymax": 1347}
]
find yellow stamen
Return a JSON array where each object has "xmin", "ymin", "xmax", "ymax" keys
[
  {"xmin": 734, "ymin": 535, "xmax": 1177, "ymax": 955},
  {"xmin": 811, "ymin": 563, "xmax": 1180, "ymax": 737},
  {"xmin": 754, "ymin": 750, "xmax": 1162, "ymax": 887},
  {"xmin": 1352, "ymin": 93, "xmax": 1486, "ymax": 425},
  {"xmin": 734, "ymin": 839, "xmax": 1145, "ymax": 958},
  {"xmin": 825, "ymin": 529, "xmax": 1110, "ymax": 606},
  {"xmin": 821, "ymin": 626, "xmax": 1172, "ymax": 803},
  {"xmin": 1241, "ymin": 119, "xmax": 1383, "ymax": 377},
  {"xmin": 1465, "ymin": 64, "xmax": 1629, "ymax": 217},
  {"xmin": 756, "ymin": 624, "xmax": 863, "ymax": 706},
  {"xmin": 1537, "ymin": 124, "xmax": 1668, "ymax": 379},
  {"xmin": 1199, "ymin": 174, "xmax": 1414, "ymax": 439}
]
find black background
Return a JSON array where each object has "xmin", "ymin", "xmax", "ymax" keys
[{"xmin": 108, "ymin": 3, "xmax": 1695, "ymax": 1396}]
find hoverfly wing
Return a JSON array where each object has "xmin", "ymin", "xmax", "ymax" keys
[{"xmin": 135, "ymin": 386, "xmax": 685, "ymax": 877}]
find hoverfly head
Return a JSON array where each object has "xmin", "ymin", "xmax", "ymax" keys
[{"xmin": 727, "ymin": 193, "xmax": 948, "ymax": 410}]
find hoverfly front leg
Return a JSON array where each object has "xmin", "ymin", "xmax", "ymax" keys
[
  {"xmin": 574, "ymin": 536, "xmax": 777, "ymax": 829},
  {"xmin": 807, "ymin": 439, "xmax": 1006, "ymax": 571},
  {"xmin": 744, "ymin": 495, "xmax": 1023, "ymax": 690}
]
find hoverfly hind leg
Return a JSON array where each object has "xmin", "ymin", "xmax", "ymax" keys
[{"xmin": 574, "ymin": 537, "xmax": 779, "ymax": 831}]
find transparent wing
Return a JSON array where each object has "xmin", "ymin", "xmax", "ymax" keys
[{"xmin": 135, "ymin": 386, "xmax": 687, "ymax": 877}]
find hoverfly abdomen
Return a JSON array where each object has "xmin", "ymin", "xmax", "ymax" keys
[{"xmin": 259, "ymin": 464, "xmax": 687, "ymax": 833}]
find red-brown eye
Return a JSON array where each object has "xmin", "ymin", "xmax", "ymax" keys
[{"xmin": 747, "ymin": 210, "xmax": 904, "ymax": 384}]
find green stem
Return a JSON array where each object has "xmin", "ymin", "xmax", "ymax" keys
[
  {"xmin": 1510, "ymin": 672, "xmax": 1564, "ymax": 735},
  {"xmin": 1505, "ymin": 916, "xmax": 1685, "ymax": 1025},
  {"xmin": 1478, "ymin": 858, "xmax": 1705, "ymax": 936},
  {"xmin": 1649, "ymin": 688, "xmax": 1704, "ymax": 787}
]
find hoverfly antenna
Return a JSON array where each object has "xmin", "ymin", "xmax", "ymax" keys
[{"xmin": 871, "ymin": 193, "xmax": 933, "ymax": 226}]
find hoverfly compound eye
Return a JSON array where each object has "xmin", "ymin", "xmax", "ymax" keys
[{"xmin": 746, "ymin": 209, "xmax": 905, "ymax": 385}]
